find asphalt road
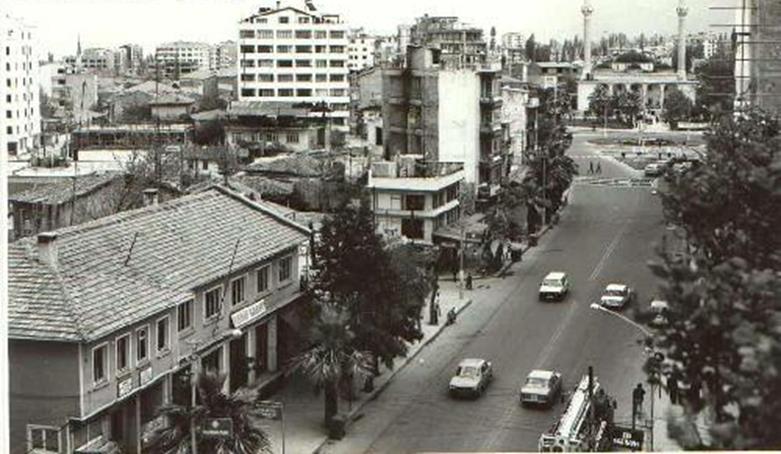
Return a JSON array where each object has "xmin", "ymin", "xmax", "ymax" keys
[{"xmin": 324, "ymin": 131, "xmax": 668, "ymax": 453}]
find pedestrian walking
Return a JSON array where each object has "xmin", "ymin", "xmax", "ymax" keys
[
  {"xmin": 596, "ymin": 161, "xmax": 602, "ymax": 174},
  {"xmin": 669, "ymin": 375, "xmax": 679, "ymax": 405},
  {"xmin": 429, "ymin": 291, "xmax": 441, "ymax": 325},
  {"xmin": 589, "ymin": 161, "xmax": 594, "ymax": 174},
  {"xmin": 452, "ymin": 267, "xmax": 458, "ymax": 282},
  {"xmin": 466, "ymin": 273, "xmax": 473, "ymax": 290}
]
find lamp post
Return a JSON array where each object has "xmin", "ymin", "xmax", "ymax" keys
[{"xmin": 589, "ymin": 303, "xmax": 655, "ymax": 451}]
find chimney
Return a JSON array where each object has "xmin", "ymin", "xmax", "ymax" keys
[
  {"xmin": 37, "ymin": 232, "xmax": 58, "ymax": 268},
  {"xmin": 143, "ymin": 188, "xmax": 159, "ymax": 206}
]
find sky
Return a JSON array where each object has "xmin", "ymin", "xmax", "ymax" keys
[{"xmin": 6, "ymin": 0, "xmax": 730, "ymax": 59}]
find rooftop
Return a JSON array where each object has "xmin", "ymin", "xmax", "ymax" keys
[
  {"xmin": 8, "ymin": 186, "xmax": 309, "ymax": 342},
  {"xmin": 228, "ymin": 101, "xmax": 312, "ymax": 118},
  {"xmin": 9, "ymin": 172, "xmax": 121, "ymax": 205},
  {"xmin": 606, "ymin": 283, "xmax": 628, "ymax": 291},
  {"xmin": 458, "ymin": 358, "xmax": 487, "ymax": 368},
  {"xmin": 528, "ymin": 370, "xmax": 556, "ymax": 380},
  {"xmin": 545, "ymin": 271, "xmax": 567, "ymax": 280}
]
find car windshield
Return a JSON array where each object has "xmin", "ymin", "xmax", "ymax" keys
[
  {"xmin": 526, "ymin": 377, "xmax": 548, "ymax": 387},
  {"xmin": 604, "ymin": 289, "xmax": 625, "ymax": 297},
  {"xmin": 458, "ymin": 366, "xmax": 480, "ymax": 378},
  {"xmin": 542, "ymin": 279, "xmax": 561, "ymax": 287}
]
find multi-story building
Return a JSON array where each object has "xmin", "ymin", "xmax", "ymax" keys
[
  {"xmin": 381, "ymin": 46, "xmax": 506, "ymax": 199},
  {"xmin": 347, "ymin": 29, "xmax": 376, "ymax": 71},
  {"xmin": 118, "ymin": 43, "xmax": 144, "ymax": 75},
  {"xmin": 65, "ymin": 47, "xmax": 117, "ymax": 75},
  {"xmin": 155, "ymin": 41, "xmax": 212, "ymax": 79},
  {"xmin": 368, "ymin": 158, "xmax": 463, "ymax": 244},
  {"xmin": 1, "ymin": 13, "xmax": 41, "ymax": 156},
  {"xmin": 734, "ymin": 0, "xmax": 781, "ymax": 112},
  {"xmin": 501, "ymin": 32, "xmax": 527, "ymax": 66},
  {"xmin": 51, "ymin": 68, "xmax": 99, "ymax": 125},
  {"xmin": 408, "ymin": 15, "xmax": 487, "ymax": 66},
  {"xmin": 211, "ymin": 40, "xmax": 238, "ymax": 70},
  {"xmin": 8, "ymin": 186, "xmax": 310, "ymax": 453},
  {"xmin": 236, "ymin": 0, "xmax": 350, "ymax": 129}
]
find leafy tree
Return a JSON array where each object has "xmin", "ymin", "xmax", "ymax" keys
[
  {"xmin": 484, "ymin": 180, "xmax": 527, "ymax": 243},
  {"xmin": 194, "ymin": 119, "xmax": 226, "ymax": 145},
  {"xmin": 662, "ymin": 87, "xmax": 693, "ymax": 130},
  {"xmin": 121, "ymin": 103, "xmax": 152, "ymax": 123},
  {"xmin": 611, "ymin": 91, "xmax": 642, "ymax": 126},
  {"xmin": 293, "ymin": 303, "xmax": 372, "ymax": 426},
  {"xmin": 588, "ymin": 85, "xmax": 612, "ymax": 120},
  {"xmin": 694, "ymin": 51, "xmax": 735, "ymax": 119},
  {"xmin": 648, "ymin": 109, "xmax": 781, "ymax": 449},
  {"xmin": 197, "ymin": 96, "xmax": 228, "ymax": 112},
  {"xmin": 146, "ymin": 371, "xmax": 272, "ymax": 454},
  {"xmin": 525, "ymin": 34, "xmax": 536, "ymax": 61},
  {"xmin": 39, "ymin": 89, "xmax": 56, "ymax": 119}
]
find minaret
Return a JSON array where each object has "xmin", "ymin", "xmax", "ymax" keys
[
  {"xmin": 676, "ymin": 0, "xmax": 688, "ymax": 79},
  {"xmin": 76, "ymin": 34, "xmax": 82, "ymax": 57},
  {"xmin": 581, "ymin": 0, "xmax": 594, "ymax": 79}
]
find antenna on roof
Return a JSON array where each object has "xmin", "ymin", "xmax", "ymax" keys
[{"xmin": 124, "ymin": 232, "xmax": 140, "ymax": 266}]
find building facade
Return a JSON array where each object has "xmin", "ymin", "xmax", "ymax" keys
[
  {"xmin": 1, "ymin": 13, "xmax": 41, "ymax": 156},
  {"xmin": 8, "ymin": 186, "xmax": 310, "ymax": 453},
  {"xmin": 118, "ymin": 44, "xmax": 144, "ymax": 75},
  {"xmin": 368, "ymin": 158, "xmax": 463, "ymax": 244},
  {"xmin": 734, "ymin": 0, "xmax": 781, "ymax": 113},
  {"xmin": 65, "ymin": 48, "xmax": 117, "ymax": 75},
  {"xmin": 236, "ymin": 0, "xmax": 350, "ymax": 128},
  {"xmin": 51, "ymin": 70, "xmax": 99, "ymax": 125},
  {"xmin": 155, "ymin": 41, "xmax": 212, "ymax": 79},
  {"xmin": 347, "ymin": 29, "xmax": 376, "ymax": 71},
  {"xmin": 408, "ymin": 15, "xmax": 487, "ymax": 66},
  {"xmin": 210, "ymin": 40, "xmax": 238, "ymax": 71}
]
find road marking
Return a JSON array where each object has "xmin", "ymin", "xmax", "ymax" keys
[
  {"xmin": 589, "ymin": 223, "xmax": 627, "ymax": 281},
  {"xmin": 533, "ymin": 299, "xmax": 580, "ymax": 370}
]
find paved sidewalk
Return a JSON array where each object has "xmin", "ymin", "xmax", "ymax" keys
[{"xmin": 258, "ymin": 282, "xmax": 473, "ymax": 454}]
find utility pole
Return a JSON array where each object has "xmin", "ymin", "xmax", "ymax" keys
[{"xmin": 459, "ymin": 225, "xmax": 465, "ymax": 300}]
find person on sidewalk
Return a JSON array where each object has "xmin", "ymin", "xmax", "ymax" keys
[
  {"xmin": 429, "ymin": 291, "xmax": 441, "ymax": 325},
  {"xmin": 466, "ymin": 273, "xmax": 473, "ymax": 290},
  {"xmin": 668, "ymin": 372, "xmax": 680, "ymax": 405},
  {"xmin": 589, "ymin": 161, "xmax": 594, "ymax": 174},
  {"xmin": 596, "ymin": 161, "xmax": 602, "ymax": 174}
]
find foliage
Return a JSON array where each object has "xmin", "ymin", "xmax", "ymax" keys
[
  {"xmin": 694, "ymin": 52, "xmax": 735, "ymax": 119},
  {"xmin": 459, "ymin": 182, "xmax": 477, "ymax": 216},
  {"xmin": 198, "ymin": 96, "xmax": 228, "ymax": 112},
  {"xmin": 484, "ymin": 180, "xmax": 527, "ymax": 243},
  {"xmin": 525, "ymin": 34, "xmax": 536, "ymax": 61},
  {"xmin": 121, "ymin": 103, "xmax": 153, "ymax": 123},
  {"xmin": 662, "ymin": 87, "xmax": 693, "ymax": 130},
  {"xmin": 648, "ymin": 109, "xmax": 781, "ymax": 449},
  {"xmin": 194, "ymin": 119, "xmax": 226, "ymax": 146},
  {"xmin": 611, "ymin": 91, "xmax": 643, "ymax": 126},
  {"xmin": 146, "ymin": 371, "xmax": 272, "ymax": 454},
  {"xmin": 588, "ymin": 85, "xmax": 612, "ymax": 119},
  {"xmin": 39, "ymin": 89, "xmax": 56, "ymax": 119}
]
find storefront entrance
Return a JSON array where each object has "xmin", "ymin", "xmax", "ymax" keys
[{"xmin": 229, "ymin": 334, "xmax": 248, "ymax": 392}]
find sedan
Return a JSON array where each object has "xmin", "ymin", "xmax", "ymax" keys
[
  {"xmin": 599, "ymin": 283, "xmax": 635, "ymax": 310},
  {"xmin": 449, "ymin": 358, "xmax": 493, "ymax": 398},
  {"xmin": 520, "ymin": 369, "xmax": 562, "ymax": 407}
]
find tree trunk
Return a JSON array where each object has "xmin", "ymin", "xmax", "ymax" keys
[{"xmin": 324, "ymin": 379, "xmax": 338, "ymax": 426}]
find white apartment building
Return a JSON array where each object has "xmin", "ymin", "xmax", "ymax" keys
[
  {"xmin": 211, "ymin": 40, "xmax": 238, "ymax": 70},
  {"xmin": 502, "ymin": 32, "xmax": 525, "ymax": 50},
  {"xmin": 1, "ymin": 13, "xmax": 40, "ymax": 156},
  {"xmin": 237, "ymin": 0, "xmax": 350, "ymax": 127},
  {"xmin": 155, "ymin": 41, "xmax": 211, "ymax": 79},
  {"xmin": 65, "ymin": 47, "xmax": 116, "ymax": 74},
  {"xmin": 348, "ymin": 29, "xmax": 376, "ymax": 71}
]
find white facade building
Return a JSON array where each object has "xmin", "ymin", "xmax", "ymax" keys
[
  {"xmin": 348, "ymin": 29, "xmax": 376, "ymax": 71},
  {"xmin": 210, "ymin": 40, "xmax": 238, "ymax": 70},
  {"xmin": 1, "ymin": 13, "xmax": 40, "ymax": 156},
  {"xmin": 65, "ymin": 47, "xmax": 116, "ymax": 74},
  {"xmin": 155, "ymin": 41, "xmax": 211, "ymax": 78},
  {"xmin": 237, "ymin": 0, "xmax": 350, "ymax": 127}
]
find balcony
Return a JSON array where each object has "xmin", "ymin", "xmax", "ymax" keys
[
  {"xmin": 480, "ymin": 94, "xmax": 503, "ymax": 105},
  {"xmin": 368, "ymin": 159, "xmax": 465, "ymax": 192}
]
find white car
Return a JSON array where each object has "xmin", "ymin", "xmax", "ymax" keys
[
  {"xmin": 449, "ymin": 358, "xmax": 493, "ymax": 398},
  {"xmin": 520, "ymin": 369, "xmax": 562, "ymax": 407},
  {"xmin": 599, "ymin": 283, "xmax": 635, "ymax": 309},
  {"xmin": 649, "ymin": 299, "xmax": 670, "ymax": 327},
  {"xmin": 539, "ymin": 272, "xmax": 570, "ymax": 301},
  {"xmin": 644, "ymin": 163, "xmax": 663, "ymax": 177}
]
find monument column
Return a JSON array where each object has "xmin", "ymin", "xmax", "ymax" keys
[
  {"xmin": 676, "ymin": 0, "xmax": 689, "ymax": 80},
  {"xmin": 581, "ymin": 0, "xmax": 594, "ymax": 79}
]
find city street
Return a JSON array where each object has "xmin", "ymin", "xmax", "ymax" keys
[{"xmin": 322, "ymin": 130, "xmax": 667, "ymax": 453}]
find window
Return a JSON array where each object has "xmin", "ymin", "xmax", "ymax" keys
[
  {"xmin": 258, "ymin": 73, "xmax": 274, "ymax": 82},
  {"xmin": 205, "ymin": 286, "xmax": 222, "ymax": 319},
  {"xmin": 329, "ymin": 59, "xmax": 345, "ymax": 67},
  {"xmin": 277, "ymin": 60, "xmax": 293, "ymax": 67},
  {"xmin": 276, "ymin": 45, "xmax": 291, "ymax": 53},
  {"xmin": 295, "ymin": 45, "xmax": 312, "ymax": 53},
  {"xmin": 316, "ymin": 60, "xmax": 328, "ymax": 68},
  {"xmin": 329, "ymin": 74, "xmax": 344, "ymax": 82},
  {"xmin": 278, "ymin": 88, "xmax": 294, "ymax": 97},
  {"xmin": 257, "ymin": 29, "xmax": 274, "ymax": 39},
  {"xmin": 298, "ymin": 17, "xmax": 310, "ymax": 24},
  {"xmin": 278, "ymin": 16, "xmax": 290, "ymax": 24},
  {"xmin": 156, "ymin": 317, "xmax": 169, "ymax": 352},
  {"xmin": 92, "ymin": 344, "xmax": 108, "ymax": 384},
  {"xmin": 241, "ymin": 88, "xmax": 257, "ymax": 97},
  {"xmin": 315, "ymin": 31, "xmax": 327, "ymax": 39},
  {"xmin": 286, "ymin": 132, "xmax": 299, "ymax": 143},
  {"xmin": 136, "ymin": 326, "xmax": 148, "ymax": 362},
  {"xmin": 295, "ymin": 30, "xmax": 312, "ymax": 39},
  {"xmin": 231, "ymin": 276, "xmax": 246, "ymax": 305},
  {"xmin": 330, "ymin": 30, "xmax": 345, "ymax": 39},
  {"xmin": 116, "ymin": 334, "xmax": 130, "ymax": 372},
  {"xmin": 257, "ymin": 45, "xmax": 273, "ymax": 53},
  {"xmin": 315, "ymin": 73, "xmax": 327, "ymax": 82},
  {"xmin": 240, "ymin": 45, "xmax": 255, "ymax": 53},
  {"xmin": 178, "ymin": 299, "xmax": 193, "ymax": 331},
  {"xmin": 315, "ymin": 45, "xmax": 327, "ymax": 54},
  {"xmin": 240, "ymin": 30, "xmax": 255, "ymax": 39},
  {"xmin": 259, "ymin": 89, "xmax": 275, "ymax": 97},
  {"xmin": 28, "ymin": 426, "xmax": 60, "ymax": 453},
  {"xmin": 401, "ymin": 218, "xmax": 424, "ymax": 239},
  {"xmin": 240, "ymin": 59, "xmax": 255, "ymax": 68},
  {"xmin": 241, "ymin": 73, "xmax": 256, "ymax": 81},
  {"xmin": 296, "ymin": 73, "xmax": 312, "ymax": 82},
  {"xmin": 295, "ymin": 59, "xmax": 312, "ymax": 67},
  {"xmin": 297, "ymin": 88, "xmax": 312, "ymax": 96},
  {"xmin": 278, "ymin": 74, "xmax": 293, "ymax": 82},
  {"xmin": 256, "ymin": 265, "xmax": 270, "ymax": 293},
  {"xmin": 330, "ymin": 45, "xmax": 345, "ymax": 53},
  {"xmin": 279, "ymin": 256, "xmax": 293, "ymax": 282},
  {"xmin": 276, "ymin": 30, "xmax": 292, "ymax": 39},
  {"xmin": 258, "ymin": 59, "xmax": 274, "ymax": 67},
  {"xmin": 330, "ymin": 88, "xmax": 346, "ymax": 96},
  {"xmin": 256, "ymin": 18, "xmax": 268, "ymax": 24}
]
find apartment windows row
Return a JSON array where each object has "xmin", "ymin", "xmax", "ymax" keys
[
  {"xmin": 240, "ymin": 44, "xmax": 344, "ymax": 54},
  {"xmin": 239, "ymin": 29, "xmax": 345, "ymax": 40},
  {"xmin": 241, "ymin": 87, "xmax": 347, "ymax": 97},
  {"xmin": 241, "ymin": 58, "xmax": 346, "ymax": 68},
  {"xmin": 241, "ymin": 73, "xmax": 345, "ymax": 82},
  {"xmin": 88, "ymin": 254, "xmax": 294, "ymax": 386}
]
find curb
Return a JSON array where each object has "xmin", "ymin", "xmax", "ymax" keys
[{"xmin": 312, "ymin": 297, "xmax": 473, "ymax": 453}]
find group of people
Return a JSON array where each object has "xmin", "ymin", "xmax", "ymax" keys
[{"xmin": 588, "ymin": 160, "xmax": 603, "ymax": 175}]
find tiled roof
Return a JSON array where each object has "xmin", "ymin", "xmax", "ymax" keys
[
  {"xmin": 9, "ymin": 173, "xmax": 122, "ymax": 205},
  {"xmin": 8, "ymin": 186, "xmax": 309, "ymax": 342},
  {"xmin": 228, "ymin": 101, "xmax": 310, "ymax": 118},
  {"xmin": 149, "ymin": 94, "xmax": 196, "ymax": 106},
  {"xmin": 245, "ymin": 154, "xmax": 328, "ymax": 177}
]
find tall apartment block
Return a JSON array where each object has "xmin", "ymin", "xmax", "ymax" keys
[
  {"xmin": 118, "ymin": 43, "xmax": 144, "ymax": 75},
  {"xmin": 236, "ymin": 0, "xmax": 350, "ymax": 128},
  {"xmin": 348, "ymin": 29, "xmax": 376, "ymax": 71},
  {"xmin": 408, "ymin": 15, "xmax": 487, "ymax": 67},
  {"xmin": 381, "ymin": 46, "xmax": 506, "ymax": 200},
  {"xmin": 1, "ymin": 13, "xmax": 40, "ymax": 156},
  {"xmin": 211, "ymin": 40, "xmax": 238, "ymax": 70},
  {"xmin": 734, "ymin": 0, "xmax": 781, "ymax": 112},
  {"xmin": 155, "ymin": 41, "xmax": 212, "ymax": 79}
]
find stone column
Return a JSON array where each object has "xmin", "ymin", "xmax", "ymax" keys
[
  {"xmin": 247, "ymin": 328, "xmax": 256, "ymax": 384},
  {"xmin": 641, "ymin": 84, "xmax": 649, "ymax": 110},
  {"xmin": 677, "ymin": 0, "xmax": 689, "ymax": 80},
  {"xmin": 221, "ymin": 343, "xmax": 230, "ymax": 394},
  {"xmin": 581, "ymin": 0, "xmax": 594, "ymax": 79},
  {"xmin": 267, "ymin": 315, "xmax": 278, "ymax": 372},
  {"xmin": 660, "ymin": 85, "xmax": 667, "ymax": 111}
]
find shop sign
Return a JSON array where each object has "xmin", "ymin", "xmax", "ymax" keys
[
  {"xmin": 231, "ymin": 300, "xmax": 267, "ymax": 329},
  {"xmin": 117, "ymin": 376, "xmax": 134, "ymax": 398},
  {"xmin": 256, "ymin": 400, "xmax": 283, "ymax": 420},
  {"xmin": 139, "ymin": 366, "xmax": 153, "ymax": 386},
  {"xmin": 201, "ymin": 418, "xmax": 233, "ymax": 438},
  {"xmin": 611, "ymin": 425, "xmax": 644, "ymax": 450}
]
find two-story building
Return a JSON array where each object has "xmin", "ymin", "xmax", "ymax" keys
[
  {"xmin": 8, "ymin": 185, "xmax": 310, "ymax": 453},
  {"xmin": 367, "ymin": 157, "xmax": 463, "ymax": 244}
]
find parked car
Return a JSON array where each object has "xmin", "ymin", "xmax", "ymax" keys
[
  {"xmin": 644, "ymin": 163, "xmax": 663, "ymax": 177},
  {"xmin": 648, "ymin": 299, "xmax": 670, "ymax": 327},
  {"xmin": 449, "ymin": 358, "xmax": 493, "ymax": 398},
  {"xmin": 599, "ymin": 283, "xmax": 635, "ymax": 309},
  {"xmin": 539, "ymin": 272, "xmax": 570, "ymax": 301},
  {"xmin": 520, "ymin": 369, "xmax": 562, "ymax": 407}
]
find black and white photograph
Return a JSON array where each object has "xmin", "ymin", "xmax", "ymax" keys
[{"xmin": 1, "ymin": 0, "xmax": 779, "ymax": 452}]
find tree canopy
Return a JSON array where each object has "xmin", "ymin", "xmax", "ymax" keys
[{"xmin": 662, "ymin": 87, "xmax": 693, "ymax": 130}]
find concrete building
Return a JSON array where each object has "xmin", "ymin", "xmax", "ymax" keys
[
  {"xmin": 224, "ymin": 101, "xmax": 326, "ymax": 152},
  {"xmin": 118, "ymin": 44, "xmax": 144, "ymax": 75},
  {"xmin": 528, "ymin": 62, "xmax": 580, "ymax": 89},
  {"xmin": 381, "ymin": 46, "xmax": 506, "ymax": 200},
  {"xmin": 367, "ymin": 158, "xmax": 463, "ymax": 244},
  {"xmin": 51, "ymin": 69, "xmax": 99, "ymax": 125},
  {"xmin": 236, "ymin": 0, "xmax": 350, "ymax": 129},
  {"xmin": 8, "ymin": 186, "xmax": 310, "ymax": 453},
  {"xmin": 210, "ymin": 40, "xmax": 237, "ymax": 70},
  {"xmin": 155, "ymin": 41, "xmax": 212, "ymax": 79},
  {"xmin": 1, "ymin": 13, "xmax": 41, "ymax": 156},
  {"xmin": 734, "ymin": 0, "xmax": 781, "ymax": 112},
  {"xmin": 148, "ymin": 94, "xmax": 196, "ymax": 121},
  {"xmin": 501, "ymin": 32, "xmax": 526, "ymax": 67},
  {"xmin": 72, "ymin": 123, "xmax": 193, "ymax": 153},
  {"xmin": 348, "ymin": 29, "xmax": 377, "ymax": 71},
  {"xmin": 408, "ymin": 15, "xmax": 487, "ymax": 66},
  {"xmin": 66, "ymin": 47, "xmax": 117, "ymax": 75}
]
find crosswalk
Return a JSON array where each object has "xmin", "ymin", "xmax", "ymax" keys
[{"xmin": 574, "ymin": 177, "xmax": 656, "ymax": 188}]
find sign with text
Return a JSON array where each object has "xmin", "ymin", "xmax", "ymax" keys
[
  {"xmin": 611, "ymin": 425, "xmax": 645, "ymax": 450},
  {"xmin": 201, "ymin": 418, "xmax": 233, "ymax": 438},
  {"xmin": 256, "ymin": 400, "xmax": 283, "ymax": 420},
  {"xmin": 231, "ymin": 299, "xmax": 267, "ymax": 329},
  {"xmin": 117, "ymin": 376, "xmax": 134, "ymax": 398},
  {"xmin": 139, "ymin": 366, "xmax": 153, "ymax": 386}
]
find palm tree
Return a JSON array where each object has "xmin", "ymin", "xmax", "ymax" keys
[
  {"xmin": 292, "ymin": 303, "xmax": 372, "ymax": 427},
  {"xmin": 145, "ymin": 371, "xmax": 271, "ymax": 454}
]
